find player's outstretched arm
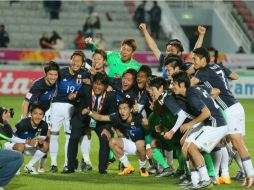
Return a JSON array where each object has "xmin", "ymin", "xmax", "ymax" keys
[
  {"xmin": 193, "ymin": 26, "xmax": 206, "ymax": 51},
  {"xmin": 83, "ymin": 37, "xmax": 97, "ymax": 52},
  {"xmin": 229, "ymin": 72, "xmax": 239, "ymax": 80},
  {"xmin": 139, "ymin": 23, "xmax": 161, "ymax": 60}
]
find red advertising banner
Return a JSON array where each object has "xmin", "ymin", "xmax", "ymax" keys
[{"xmin": 0, "ymin": 70, "xmax": 44, "ymax": 96}]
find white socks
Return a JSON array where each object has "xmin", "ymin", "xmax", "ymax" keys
[
  {"xmin": 138, "ymin": 159, "xmax": 146, "ymax": 169},
  {"xmin": 221, "ymin": 146, "xmax": 230, "ymax": 178},
  {"xmin": 119, "ymin": 154, "xmax": 131, "ymax": 168},
  {"xmin": 64, "ymin": 134, "xmax": 70, "ymax": 166},
  {"xmin": 28, "ymin": 150, "xmax": 46, "ymax": 167},
  {"xmin": 80, "ymin": 135, "xmax": 92, "ymax": 165},
  {"xmin": 50, "ymin": 135, "xmax": 59, "ymax": 166}
]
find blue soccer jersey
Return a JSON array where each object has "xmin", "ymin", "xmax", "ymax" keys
[
  {"xmin": 194, "ymin": 65, "xmax": 237, "ymax": 110},
  {"xmin": 109, "ymin": 113, "xmax": 144, "ymax": 142},
  {"xmin": 186, "ymin": 87, "xmax": 226, "ymax": 127},
  {"xmin": 54, "ymin": 67, "xmax": 90, "ymax": 104},
  {"xmin": 25, "ymin": 77, "xmax": 56, "ymax": 111},
  {"xmin": 14, "ymin": 118, "xmax": 48, "ymax": 140}
]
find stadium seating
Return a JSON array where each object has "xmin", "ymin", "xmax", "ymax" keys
[{"xmin": 0, "ymin": 1, "xmax": 146, "ymax": 50}]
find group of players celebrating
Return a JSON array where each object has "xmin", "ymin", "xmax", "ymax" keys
[{"xmin": 2, "ymin": 23, "xmax": 254, "ymax": 189}]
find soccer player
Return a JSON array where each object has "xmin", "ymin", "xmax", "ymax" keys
[
  {"xmin": 49, "ymin": 50, "xmax": 90, "ymax": 173},
  {"xmin": 22, "ymin": 61, "xmax": 59, "ymax": 119},
  {"xmin": 135, "ymin": 65, "xmax": 153, "ymax": 117},
  {"xmin": 85, "ymin": 37, "xmax": 141, "ymax": 77},
  {"xmin": 139, "ymin": 23, "xmax": 205, "ymax": 74},
  {"xmin": 191, "ymin": 47, "xmax": 254, "ymax": 188},
  {"xmin": 90, "ymin": 49, "xmax": 107, "ymax": 74},
  {"xmin": 21, "ymin": 61, "xmax": 59, "ymax": 172},
  {"xmin": 109, "ymin": 68, "xmax": 138, "ymax": 104},
  {"xmin": 82, "ymin": 97, "xmax": 149, "ymax": 176},
  {"xmin": 4, "ymin": 104, "xmax": 49, "ymax": 175},
  {"xmin": 171, "ymin": 71, "xmax": 228, "ymax": 189}
]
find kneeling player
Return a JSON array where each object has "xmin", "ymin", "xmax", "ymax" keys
[
  {"xmin": 5, "ymin": 104, "xmax": 49, "ymax": 175},
  {"xmin": 82, "ymin": 98, "xmax": 149, "ymax": 176}
]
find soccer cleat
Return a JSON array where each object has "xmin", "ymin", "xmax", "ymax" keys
[
  {"xmin": 80, "ymin": 159, "xmax": 93, "ymax": 172},
  {"xmin": 140, "ymin": 167, "xmax": 149, "ymax": 177},
  {"xmin": 179, "ymin": 179, "xmax": 192, "ymax": 187},
  {"xmin": 148, "ymin": 165, "xmax": 157, "ymax": 175},
  {"xmin": 118, "ymin": 165, "xmax": 135, "ymax": 175},
  {"xmin": 232, "ymin": 170, "xmax": 245, "ymax": 181},
  {"xmin": 217, "ymin": 176, "xmax": 231, "ymax": 185},
  {"xmin": 24, "ymin": 165, "xmax": 39, "ymax": 175},
  {"xmin": 192, "ymin": 180, "xmax": 212, "ymax": 189},
  {"xmin": 37, "ymin": 167, "xmax": 45, "ymax": 173},
  {"xmin": 156, "ymin": 167, "xmax": 174, "ymax": 177},
  {"xmin": 107, "ymin": 157, "xmax": 116, "ymax": 165},
  {"xmin": 49, "ymin": 165, "xmax": 58, "ymax": 173},
  {"xmin": 61, "ymin": 167, "xmax": 75, "ymax": 174}
]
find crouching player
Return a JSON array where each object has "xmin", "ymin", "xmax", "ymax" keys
[
  {"xmin": 171, "ymin": 71, "xmax": 228, "ymax": 189},
  {"xmin": 82, "ymin": 97, "xmax": 149, "ymax": 176},
  {"xmin": 5, "ymin": 104, "xmax": 49, "ymax": 175}
]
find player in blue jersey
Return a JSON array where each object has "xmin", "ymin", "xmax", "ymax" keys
[
  {"xmin": 21, "ymin": 61, "xmax": 59, "ymax": 119},
  {"xmin": 4, "ymin": 104, "xmax": 49, "ymax": 175},
  {"xmin": 49, "ymin": 50, "xmax": 90, "ymax": 173},
  {"xmin": 191, "ymin": 47, "xmax": 254, "ymax": 188},
  {"xmin": 82, "ymin": 97, "xmax": 149, "ymax": 177},
  {"xmin": 171, "ymin": 71, "xmax": 228, "ymax": 189},
  {"xmin": 21, "ymin": 61, "xmax": 59, "ymax": 173}
]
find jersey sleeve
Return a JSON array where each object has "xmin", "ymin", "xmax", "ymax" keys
[
  {"xmin": 14, "ymin": 121, "xmax": 22, "ymax": 136},
  {"xmin": 194, "ymin": 69, "xmax": 209, "ymax": 83},
  {"xmin": 164, "ymin": 95, "xmax": 181, "ymax": 115},
  {"xmin": 25, "ymin": 85, "xmax": 40, "ymax": 103},
  {"xmin": 109, "ymin": 113, "xmax": 121, "ymax": 124},
  {"xmin": 188, "ymin": 93, "xmax": 206, "ymax": 112},
  {"xmin": 220, "ymin": 63, "xmax": 232, "ymax": 78}
]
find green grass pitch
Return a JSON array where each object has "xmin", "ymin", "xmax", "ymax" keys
[{"xmin": 0, "ymin": 96, "xmax": 253, "ymax": 190}]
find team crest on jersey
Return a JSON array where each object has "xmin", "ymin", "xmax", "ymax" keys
[
  {"xmin": 130, "ymin": 122, "xmax": 136, "ymax": 129},
  {"xmin": 25, "ymin": 92, "xmax": 33, "ymax": 100},
  {"xmin": 76, "ymin": 74, "xmax": 82, "ymax": 85}
]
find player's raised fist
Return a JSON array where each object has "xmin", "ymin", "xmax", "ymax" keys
[
  {"xmin": 139, "ymin": 23, "xmax": 147, "ymax": 31},
  {"xmin": 198, "ymin": 26, "xmax": 206, "ymax": 35},
  {"xmin": 84, "ymin": 37, "xmax": 93, "ymax": 44}
]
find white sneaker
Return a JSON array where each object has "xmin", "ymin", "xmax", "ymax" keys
[
  {"xmin": 24, "ymin": 165, "xmax": 39, "ymax": 175},
  {"xmin": 37, "ymin": 167, "xmax": 45, "ymax": 173}
]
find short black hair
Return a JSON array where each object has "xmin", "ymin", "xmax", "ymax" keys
[
  {"xmin": 138, "ymin": 65, "xmax": 152, "ymax": 77},
  {"xmin": 193, "ymin": 47, "xmax": 210, "ymax": 63},
  {"xmin": 70, "ymin": 50, "xmax": 86, "ymax": 63},
  {"xmin": 171, "ymin": 71, "xmax": 190, "ymax": 88},
  {"xmin": 92, "ymin": 49, "xmax": 107, "ymax": 61},
  {"xmin": 93, "ymin": 72, "xmax": 109, "ymax": 86},
  {"xmin": 166, "ymin": 39, "xmax": 184, "ymax": 52},
  {"xmin": 149, "ymin": 77, "xmax": 168, "ymax": 90},
  {"xmin": 207, "ymin": 47, "xmax": 218, "ymax": 64},
  {"xmin": 163, "ymin": 54, "xmax": 183, "ymax": 69},
  {"xmin": 118, "ymin": 97, "xmax": 134, "ymax": 109},
  {"xmin": 44, "ymin": 61, "xmax": 60, "ymax": 74},
  {"xmin": 122, "ymin": 68, "xmax": 137, "ymax": 80},
  {"xmin": 29, "ymin": 103, "xmax": 45, "ymax": 115}
]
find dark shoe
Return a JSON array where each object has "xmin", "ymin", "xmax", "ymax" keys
[
  {"xmin": 118, "ymin": 161, "xmax": 124, "ymax": 171},
  {"xmin": 174, "ymin": 169, "xmax": 185, "ymax": 178},
  {"xmin": 156, "ymin": 167, "xmax": 174, "ymax": 177},
  {"xmin": 61, "ymin": 167, "xmax": 75, "ymax": 174},
  {"xmin": 80, "ymin": 159, "xmax": 93, "ymax": 172},
  {"xmin": 50, "ymin": 165, "xmax": 58, "ymax": 173},
  {"xmin": 232, "ymin": 170, "xmax": 245, "ymax": 181},
  {"xmin": 107, "ymin": 157, "xmax": 116, "ymax": 165},
  {"xmin": 99, "ymin": 170, "xmax": 107, "ymax": 174}
]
